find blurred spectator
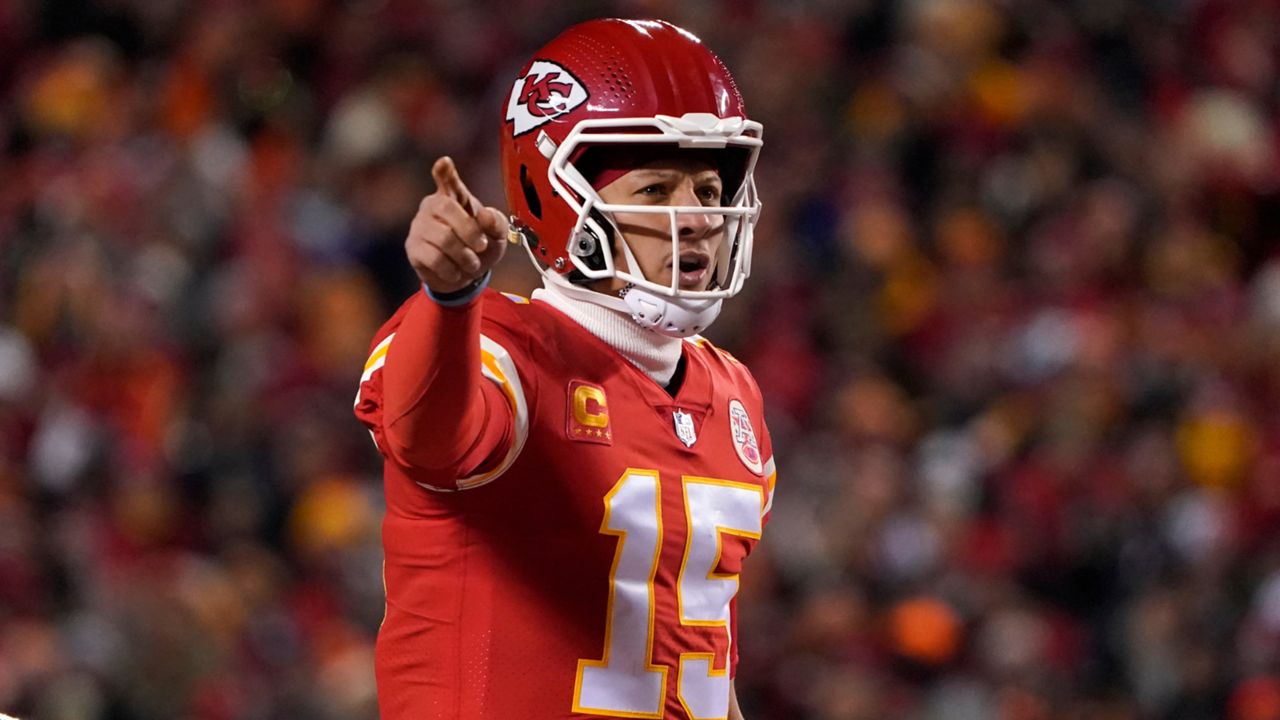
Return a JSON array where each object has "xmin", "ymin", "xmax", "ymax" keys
[{"xmin": 3, "ymin": 0, "xmax": 1280, "ymax": 718}]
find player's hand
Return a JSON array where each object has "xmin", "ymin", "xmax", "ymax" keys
[{"xmin": 407, "ymin": 157, "xmax": 509, "ymax": 295}]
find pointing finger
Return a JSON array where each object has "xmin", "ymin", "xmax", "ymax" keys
[{"xmin": 431, "ymin": 156, "xmax": 478, "ymax": 215}]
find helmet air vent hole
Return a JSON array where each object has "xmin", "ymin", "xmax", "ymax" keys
[{"xmin": 519, "ymin": 164, "xmax": 542, "ymax": 220}]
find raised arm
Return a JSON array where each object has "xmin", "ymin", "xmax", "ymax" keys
[{"xmin": 379, "ymin": 157, "xmax": 513, "ymax": 481}]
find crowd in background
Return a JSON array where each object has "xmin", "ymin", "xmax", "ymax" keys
[{"xmin": 2, "ymin": 0, "xmax": 1279, "ymax": 718}]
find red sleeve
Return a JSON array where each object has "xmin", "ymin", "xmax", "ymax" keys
[{"xmin": 354, "ymin": 292, "xmax": 522, "ymax": 490}]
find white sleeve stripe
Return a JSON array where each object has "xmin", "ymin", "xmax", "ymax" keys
[
  {"xmin": 368, "ymin": 333, "xmax": 394, "ymax": 359},
  {"xmin": 360, "ymin": 334, "xmax": 395, "ymax": 383},
  {"xmin": 448, "ymin": 334, "xmax": 529, "ymax": 491},
  {"xmin": 762, "ymin": 455, "xmax": 777, "ymax": 515},
  {"xmin": 354, "ymin": 333, "xmax": 397, "ymax": 410}
]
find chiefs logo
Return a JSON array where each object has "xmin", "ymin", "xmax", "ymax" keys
[
  {"xmin": 506, "ymin": 61, "xmax": 588, "ymax": 136},
  {"xmin": 728, "ymin": 399, "xmax": 763, "ymax": 476}
]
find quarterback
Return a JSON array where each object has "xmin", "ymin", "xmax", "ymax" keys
[{"xmin": 355, "ymin": 19, "xmax": 776, "ymax": 720}]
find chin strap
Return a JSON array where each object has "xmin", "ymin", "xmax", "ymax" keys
[{"xmin": 620, "ymin": 284, "xmax": 723, "ymax": 338}]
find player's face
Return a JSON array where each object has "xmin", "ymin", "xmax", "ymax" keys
[{"xmin": 594, "ymin": 158, "xmax": 725, "ymax": 293}]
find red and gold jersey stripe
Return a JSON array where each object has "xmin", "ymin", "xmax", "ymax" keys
[
  {"xmin": 453, "ymin": 334, "xmax": 529, "ymax": 490},
  {"xmin": 761, "ymin": 456, "xmax": 777, "ymax": 517}
]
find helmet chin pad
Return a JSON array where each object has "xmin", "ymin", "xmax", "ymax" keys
[{"xmin": 622, "ymin": 286, "xmax": 722, "ymax": 338}]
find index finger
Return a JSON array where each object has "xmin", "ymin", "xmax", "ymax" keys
[{"xmin": 431, "ymin": 156, "xmax": 478, "ymax": 216}]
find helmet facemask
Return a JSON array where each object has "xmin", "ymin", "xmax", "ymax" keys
[{"xmin": 520, "ymin": 114, "xmax": 763, "ymax": 310}]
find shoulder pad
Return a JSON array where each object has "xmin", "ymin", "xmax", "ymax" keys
[{"xmin": 685, "ymin": 335, "xmax": 743, "ymax": 365}]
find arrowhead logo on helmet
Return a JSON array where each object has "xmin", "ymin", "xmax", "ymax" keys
[{"xmin": 506, "ymin": 61, "xmax": 589, "ymax": 136}]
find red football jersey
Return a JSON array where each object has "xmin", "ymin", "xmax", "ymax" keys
[{"xmin": 355, "ymin": 289, "xmax": 776, "ymax": 720}]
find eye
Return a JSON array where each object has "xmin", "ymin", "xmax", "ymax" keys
[
  {"xmin": 697, "ymin": 184, "xmax": 722, "ymax": 204},
  {"xmin": 637, "ymin": 183, "xmax": 667, "ymax": 198}
]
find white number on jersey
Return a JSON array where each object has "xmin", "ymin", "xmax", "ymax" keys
[{"xmin": 573, "ymin": 469, "xmax": 764, "ymax": 719}]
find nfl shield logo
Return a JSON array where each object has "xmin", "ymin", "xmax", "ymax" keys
[{"xmin": 673, "ymin": 409, "xmax": 697, "ymax": 447}]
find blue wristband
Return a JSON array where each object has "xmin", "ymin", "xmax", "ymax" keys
[{"xmin": 423, "ymin": 272, "xmax": 491, "ymax": 307}]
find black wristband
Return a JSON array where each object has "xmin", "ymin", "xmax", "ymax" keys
[{"xmin": 423, "ymin": 272, "xmax": 491, "ymax": 307}]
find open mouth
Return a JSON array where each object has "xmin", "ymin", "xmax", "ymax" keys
[{"xmin": 675, "ymin": 252, "xmax": 711, "ymax": 287}]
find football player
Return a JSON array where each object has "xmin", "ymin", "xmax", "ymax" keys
[{"xmin": 355, "ymin": 18, "xmax": 776, "ymax": 720}]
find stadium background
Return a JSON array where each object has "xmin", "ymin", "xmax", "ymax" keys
[{"xmin": 2, "ymin": 0, "xmax": 1280, "ymax": 718}]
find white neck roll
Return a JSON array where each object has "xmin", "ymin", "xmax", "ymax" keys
[{"xmin": 532, "ymin": 282, "xmax": 683, "ymax": 386}]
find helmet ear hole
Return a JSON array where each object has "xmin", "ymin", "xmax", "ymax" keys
[
  {"xmin": 577, "ymin": 209, "xmax": 614, "ymax": 272},
  {"xmin": 519, "ymin": 165, "xmax": 542, "ymax": 220}
]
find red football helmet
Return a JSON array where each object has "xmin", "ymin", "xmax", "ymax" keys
[{"xmin": 500, "ymin": 19, "xmax": 763, "ymax": 336}]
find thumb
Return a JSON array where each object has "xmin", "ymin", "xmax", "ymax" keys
[
  {"xmin": 476, "ymin": 206, "xmax": 509, "ymax": 241},
  {"xmin": 431, "ymin": 156, "xmax": 478, "ymax": 215},
  {"xmin": 476, "ymin": 206, "xmax": 510, "ymax": 266}
]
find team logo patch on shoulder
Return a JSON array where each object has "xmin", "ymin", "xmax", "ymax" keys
[
  {"xmin": 728, "ymin": 399, "xmax": 763, "ymax": 475},
  {"xmin": 506, "ymin": 60, "xmax": 588, "ymax": 136},
  {"xmin": 568, "ymin": 380, "xmax": 611, "ymax": 445}
]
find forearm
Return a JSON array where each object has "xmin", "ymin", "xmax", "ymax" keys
[{"xmin": 381, "ymin": 294, "xmax": 507, "ymax": 472}]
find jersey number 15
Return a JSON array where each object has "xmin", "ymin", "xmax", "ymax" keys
[{"xmin": 573, "ymin": 468, "xmax": 764, "ymax": 719}]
